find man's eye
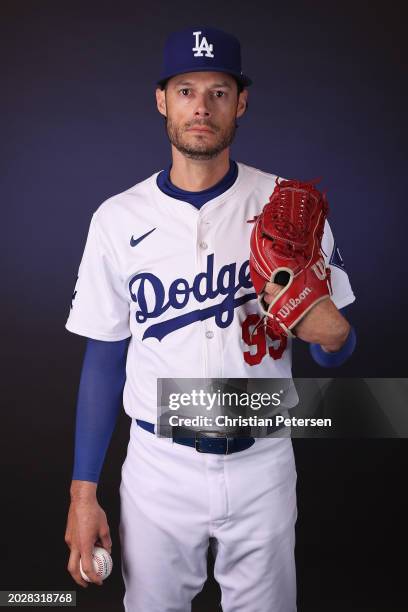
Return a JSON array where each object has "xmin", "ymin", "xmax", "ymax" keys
[
  {"xmin": 180, "ymin": 88, "xmax": 190, "ymax": 96},
  {"xmin": 214, "ymin": 91, "xmax": 225, "ymax": 98}
]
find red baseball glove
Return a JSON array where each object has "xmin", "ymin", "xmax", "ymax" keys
[{"xmin": 249, "ymin": 177, "xmax": 332, "ymax": 340}]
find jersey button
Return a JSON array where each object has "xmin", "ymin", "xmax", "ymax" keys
[
  {"xmin": 199, "ymin": 241, "xmax": 208, "ymax": 249},
  {"xmin": 205, "ymin": 331, "xmax": 214, "ymax": 339}
]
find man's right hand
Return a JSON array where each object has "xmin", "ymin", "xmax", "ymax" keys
[{"xmin": 65, "ymin": 480, "xmax": 112, "ymax": 588}]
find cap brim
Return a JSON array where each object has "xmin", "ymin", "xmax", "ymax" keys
[{"xmin": 157, "ymin": 67, "xmax": 252, "ymax": 88}]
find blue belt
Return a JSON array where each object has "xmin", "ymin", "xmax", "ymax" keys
[{"xmin": 135, "ymin": 418, "xmax": 285, "ymax": 455}]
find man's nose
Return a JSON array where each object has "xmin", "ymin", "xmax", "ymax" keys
[{"xmin": 194, "ymin": 93, "xmax": 211, "ymax": 117}]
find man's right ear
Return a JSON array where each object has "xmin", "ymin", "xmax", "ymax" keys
[{"xmin": 156, "ymin": 88, "xmax": 167, "ymax": 117}]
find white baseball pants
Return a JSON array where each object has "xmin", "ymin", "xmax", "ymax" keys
[{"xmin": 119, "ymin": 420, "xmax": 297, "ymax": 612}]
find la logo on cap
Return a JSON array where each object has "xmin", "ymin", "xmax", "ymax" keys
[{"xmin": 192, "ymin": 31, "xmax": 214, "ymax": 58}]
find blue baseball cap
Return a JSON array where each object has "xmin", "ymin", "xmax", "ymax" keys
[{"xmin": 157, "ymin": 26, "xmax": 252, "ymax": 88}]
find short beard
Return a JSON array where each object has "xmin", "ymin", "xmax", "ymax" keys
[{"xmin": 165, "ymin": 116, "xmax": 237, "ymax": 161}]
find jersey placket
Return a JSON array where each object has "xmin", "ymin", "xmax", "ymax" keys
[{"xmin": 197, "ymin": 212, "xmax": 222, "ymax": 378}]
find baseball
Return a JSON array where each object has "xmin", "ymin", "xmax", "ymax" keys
[{"xmin": 79, "ymin": 546, "xmax": 113, "ymax": 582}]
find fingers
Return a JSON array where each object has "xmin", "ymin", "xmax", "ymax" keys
[
  {"xmin": 66, "ymin": 535, "xmax": 104, "ymax": 587},
  {"xmin": 79, "ymin": 547, "xmax": 104, "ymax": 586},
  {"xmin": 264, "ymin": 282, "xmax": 283, "ymax": 304},
  {"xmin": 67, "ymin": 549, "xmax": 90, "ymax": 589},
  {"xmin": 96, "ymin": 528, "xmax": 112, "ymax": 555}
]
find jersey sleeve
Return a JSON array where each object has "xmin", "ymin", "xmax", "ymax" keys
[
  {"xmin": 321, "ymin": 220, "xmax": 356, "ymax": 310},
  {"xmin": 65, "ymin": 213, "xmax": 131, "ymax": 341}
]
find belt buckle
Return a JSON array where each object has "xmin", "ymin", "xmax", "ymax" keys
[{"xmin": 194, "ymin": 430, "xmax": 230, "ymax": 454}]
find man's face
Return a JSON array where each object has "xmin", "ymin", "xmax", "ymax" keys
[{"xmin": 156, "ymin": 71, "xmax": 248, "ymax": 160}]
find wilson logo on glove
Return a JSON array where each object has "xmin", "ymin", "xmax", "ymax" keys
[
  {"xmin": 249, "ymin": 177, "xmax": 332, "ymax": 339},
  {"xmin": 278, "ymin": 287, "xmax": 312, "ymax": 318}
]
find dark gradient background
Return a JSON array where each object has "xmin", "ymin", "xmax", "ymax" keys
[{"xmin": 1, "ymin": 1, "xmax": 407, "ymax": 610}]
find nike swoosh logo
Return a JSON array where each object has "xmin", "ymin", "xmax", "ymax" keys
[{"xmin": 130, "ymin": 227, "xmax": 156, "ymax": 247}]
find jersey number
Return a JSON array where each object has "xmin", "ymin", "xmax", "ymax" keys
[{"xmin": 242, "ymin": 314, "xmax": 287, "ymax": 365}]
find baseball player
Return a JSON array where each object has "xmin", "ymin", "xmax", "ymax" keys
[{"xmin": 64, "ymin": 27, "xmax": 356, "ymax": 611}]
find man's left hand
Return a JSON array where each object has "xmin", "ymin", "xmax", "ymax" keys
[{"xmin": 263, "ymin": 282, "xmax": 350, "ymax": 352}]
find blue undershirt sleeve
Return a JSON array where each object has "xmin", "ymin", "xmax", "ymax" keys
[{"xmin": 72, "ymin": 337, "xmax": 130, "ymax": 483}]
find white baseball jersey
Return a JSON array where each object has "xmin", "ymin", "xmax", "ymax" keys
[{"xmin": 66, "ymin": 162, "xmax": 355, "ymax": 423}]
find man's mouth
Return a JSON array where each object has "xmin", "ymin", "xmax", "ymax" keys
[{"xmin": 187, "ymin": 127, "xmax": 214, "ymax": 133}]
